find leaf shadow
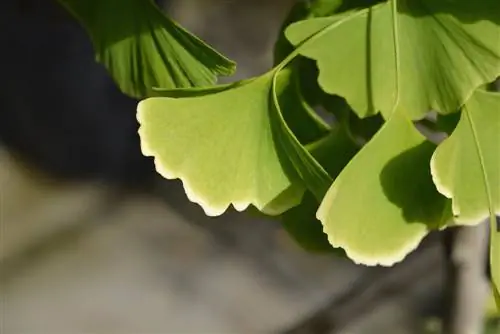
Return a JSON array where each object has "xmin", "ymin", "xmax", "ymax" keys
[{"xmin": 380, "ymin": 142, "xmax": 447, "ymax": 229}]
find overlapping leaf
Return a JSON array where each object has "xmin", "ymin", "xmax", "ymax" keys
[
  {"xmin": 286, "ymin": 0, "xmax": 500, "ymax": 119},
  {"xmin": 282, "ymin": 126, "xmax": 359, "ymax": 253},
  {"xmin": 317, "ymin": 111, "xmax": 451, "ymax": 265},
  {"xmin": 58, "ymin": 0, "xmax": 235, "ymax": 98},
  {"xmin": 137, "ymin": 66, "xmax": 332, "ymax": 216},
  {"xmin": 137, "ymin": 73, "xmax": 298, "ymax": 216},
  {"xmin": 431, "ymin": 90, "xmax": 500, "ymax": 306},
  {"xmin": 431, "ymin": 90, "xmax": 500, "ymax": 225}
]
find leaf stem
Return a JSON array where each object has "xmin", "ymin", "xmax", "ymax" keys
[{"xmin": 390, "ymin": 0, "xmax": 401, "ymax": 116}]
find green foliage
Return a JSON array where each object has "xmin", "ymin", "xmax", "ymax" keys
[
  {"xmin": 58, "ymin": 0, "xmax": 235, "ymax": 98},
  {"xmin": 431, "ymin": 90, "xmax": 500, "ymax": 225},
  {"xmin": 285, "ymin": 0, "xmax": 500, "ymax": 120},
  {"xmin": 66, "ymin": 0, "xmax": 500, "ymax": 308},
  {"xmin": 317, "ymin": 110, "xmax": 451, "ymax": 265}
]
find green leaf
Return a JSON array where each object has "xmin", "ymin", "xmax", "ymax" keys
[
  {"xmin": 282, "ymin": 193, "xmax": 338, "ymax": 252},
  {"xmin": 272, "ymin": 69, "xmax": 333, "ymax": 201},
  {"xmin": 431, "ymin": 90, "xmax": 500, "ymax": 225},
  {"xmin": 137, "ymin": 66, "xmax": 332, "ymax": 216},
  {"xmin": 281, "ymin": 126, "xmax": 360, "ymax": 253},
  {"xmin": 431, "ymin": 90, "xmax": 500, "ymax": 308},
  {"xmin": 285, "ymin": 0, "xmax": 500, "ymax": 120},
  {"xmin": 321, "ymin": 94, "xmax": 385, "ymax": 143},
  {"xmin": 274, "ymin": 0, "xmax": 350, "ymax": 64},
  {"xmin": 138, "ymin": 73, "xmax": 303, "ymax": 216},
  {"xmin": 317, "ymin": 110, "xmax": 450, "ymax": 265},
  {"xmin": 58, "ymin": 0, "xmax": 235, "ymax": 98},
  {"xmin": 277, "ymin": 66, "xmax": 331, "ymax": 145}
]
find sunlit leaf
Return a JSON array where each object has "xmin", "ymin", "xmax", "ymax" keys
[
  {"xmin": 317, "ymin": 110, "xmax": 451, "ymax": 266},
  {"xmin": 58, "ymin": 0, "xmax": 235, "ymax": 98},
  {"xmin": 137, "ymin": 65, "xmax": 334, "ymax": 216},
  {"xmin": 286, "ymin": 0, "xmax": 500, "ymax": 119},
  {"xmin": 138, "ymin": 73, "xmax": 304, "ymax": 216},
  {"xmin": 431, "ymin": 90, "xmax": 500, "ymax": 225}
]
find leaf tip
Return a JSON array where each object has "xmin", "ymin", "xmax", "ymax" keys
[
  {"xmin": 430, "ymin": 149, "xmax": 453, "ymax": 199},
  {"xmin": 325, "ymin": 230, "xmax": 426, "ymax": 267}
]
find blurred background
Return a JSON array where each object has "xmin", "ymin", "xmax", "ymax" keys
[{"xmin": 0, "ymin": 0, "xmax": 489, "ymax": 333}]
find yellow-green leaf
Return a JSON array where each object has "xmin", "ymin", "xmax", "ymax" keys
[
  {"xmin": 285, "ymin": 0, "xmax": 500, "ymax": 119},
  {"xmin": 317, "ymin": 110, "xmax": 451, "ymax": 265},
  {"xmin": 137, "ymin": 73, "xmax": 303, "ymax": 216},
  {"xmin": 431, "ymin": 90, "xmax": 500, "ymax": 224}
]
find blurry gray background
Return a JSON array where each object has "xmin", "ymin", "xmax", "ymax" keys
[{"xmin": 0, "ymin": 0, "xmax": 447, "ymax": 333}]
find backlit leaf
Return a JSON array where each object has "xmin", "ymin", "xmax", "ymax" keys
[
  {"xmin": 286, "ymin": 0, "xmax": 500, "ymax": 119},
  {"xmin": 317, "ymin": 110, "xmax": 450, "ymax": 265},
  {"xmin": 58, "ymin": 0, "xmax": 235, "ymax": 98},
  {"xmin": 137, "ymin": 73, "xmax": 303, "ymax": 216},
  {"xmin": 431, "ymin": 90, "xmax": 500, "ymax": 224},
  {"xmin": 137, "ymin": 66, "xmax": 332, "ymax": 217}
]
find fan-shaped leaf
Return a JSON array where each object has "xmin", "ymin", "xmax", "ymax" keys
[
  {"xmin": 431, "ymin": 90, "xmax": 500, "ymax": 224},
  {"xmin": 58, "ymin": 0, "xmax": 235, "ymax": 98},
  {"xmin": 137, "ymin": 73, "xmax": 303, "ymax": 216},
  {"xmin": 137, "ymin": 66, "xmax": 332, "ymax": 216},
  {"xmin": 286, "ymin": 0, "xmax": 500, "ymax": 119},
  {"xmin": 317, "ymin": 110, "xmax": 451, "ymax": 266}
]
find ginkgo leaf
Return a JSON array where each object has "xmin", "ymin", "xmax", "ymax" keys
[
  {"xmin": 286, "ymin": 0, "xmax": 500, "ymax": 120},
  {"xmin": 272, "ymin": 70, "xmax": 332, "ymax": 200},
  {"xmin": 431, "ymin": 90, "xmax": 500, "ymax": 225},
  {"xmin": 137, "ymin": 73, "xmax": 304, "ymax": 216},
  {"xmin": 282, "ymin": 125, "xmax": 359, "ymax": 252},
  {"xmin": 276, "ymin": 66, "xmax": 331, "ymax": 145},
  {"xmin": 58, "ymin": 0, "xmax": 235, "ymax": 98},
  {"xmin": 317, "ymin": 110, "xmax": 451, "ymax": 266},
  {"xmin": 137, "ymin": 65, "xmax": 333, "ymax": 216}
]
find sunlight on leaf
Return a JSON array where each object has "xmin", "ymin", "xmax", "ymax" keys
[
  {"xmin": 317, "ymin": 111, "xmax": 450, "ymax": 266},
  {"xmin": 285, "ymin": 0, "xmax": 500, "ymax": 119},
  {"xmin": 431, "ymin": 90, "xmax": 500, "ymax": 225},
  {"xmin": 432, "ymin": 90, "xmax": 500, "ymax": 310},
  {"xmin": 58, "ymin": 0, "xmax": 235, "ymax": 98},
  {"xmin": 137, "ymin": 73, "xmax": 304, "ymax": 216}
]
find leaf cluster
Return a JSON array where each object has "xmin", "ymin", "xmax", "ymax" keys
[{"xmin": 59, "ymin": 0, "xmax": 500, "ymax": 306}]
